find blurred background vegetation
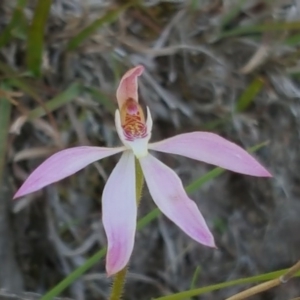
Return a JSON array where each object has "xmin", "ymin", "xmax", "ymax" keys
[{"xmin": 1, "ymin": 0, "xmax": 300, "ymax": 299}]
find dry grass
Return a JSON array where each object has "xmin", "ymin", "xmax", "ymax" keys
[{"xmin": 1, "ymin": 0, "xmax": 300, "ymax": 299}]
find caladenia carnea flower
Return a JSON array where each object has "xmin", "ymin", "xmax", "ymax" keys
[{"xmin": 14, "ymin": 65, "xmax": 271, "ymax": 276}]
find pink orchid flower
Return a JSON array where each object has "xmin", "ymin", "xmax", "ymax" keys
[{"xmin": 14, "ymin": 65, "xmax": 271, "ymax": 276}]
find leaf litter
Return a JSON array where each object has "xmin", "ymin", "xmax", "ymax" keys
[{"xmin": 1, "ymin": 0, "xmax": 300, "ymax": 299}]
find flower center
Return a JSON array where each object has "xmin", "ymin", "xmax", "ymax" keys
[{"xmin": 120, "ymin": 98, "xmax": 147, "ymax": 141}]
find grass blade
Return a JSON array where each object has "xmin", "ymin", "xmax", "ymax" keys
[
  {"xmin": 84, "ymin": 86, "xmax": 116, "ymax": 114},
  {"xmin": 154, "ymin": 269, "xmax": 300, "ymax": 300},
  {"xmin": 28, "ymin": 83, "xmax": 82, "ymax": 120},
  {"xmin": 67, "ymin": 5, "xmax": 131, "ymax": 51},
  {"xmin": 285, "ymin": 33, "xmax": 300, "ymax": 46},
  {"xmin": 0, "ymin": 61, "xmax": 45, "ymax": 104},
  {"xmin": 0, "ymin": 0, "xmax": 28, "ymax": 48},
  {"xmin": 186, "ymin": 167, "xmax": 224, "ymax": 194},
  {"xmin": 40, "ymin": 247, "xmax": 107, "ymax": 300},
  {"xmin": 26, "ymin": 0, "xmax": 52, "ymax": 77},
  {"xmin": 218, "ymin": 21, "xmax": 300, "ymax": 40},
  {"xmin": 0, "ymin": 89, "xmax": 12, "ymax": 182},
  {"xmin": 190, "ymin": 266, "xmax": 201, "ymax": 289},
  {"xmin": 204, "ymin": 78, "xmax": 265, "ymax": 130},
  {"xmin": 235, "ymin": 77, "xmax": 264, "ymax": 112},
  {"xmin": 0, "ymin": 63, "xmax": 81, "ymax": 123},
  {"xmin": 220, "ymin": 0, "xmax": 247, "ymax": 28}
]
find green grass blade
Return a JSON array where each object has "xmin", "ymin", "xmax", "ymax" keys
[
  {"xmin": 84, "ymin": 86, "xmax": 116, "ymax": 114},
  {"xmin": 0, "ymin": 0, "xmax": 28, "ymax": 48},
  {"xmin": 189, "ymin": 0, "xmax": 201, "ymax": 11},
  {"xmin": 190, "ymin": 266, "xmax": 201, "ymax": 289},
  {"xmin": 0, "ymin": 89, "xmax": 12, "ymax": 182},
  {"xmin": 26, "ymin": 0, "xmax": 52, "ymax": 77},
  {"xmin": 0, "ymin": 62, "xmax": 81, "ymax": 120},
  {"xmin": 202, "ymin": 116, "xmax": 231, "ymax": 131},
  {"xmin": 218, "ymin": 21, "xmax": 300, "ymax": 39},
  {"xmin": 285, "ymin": 33, "xmax": 300, "ymax": 46},
  {"xmin": 27, "ymin": 83, "xmax": 82, "ymax": 120},
  {"xmin": 235, "ymin": 77, "xmax": 264, "ymax": 112},
  {"xmin": 153, "ymin": 270, "xmax": 300, "ymax": 300},
  {"xmin": 137, "ymin": 208, "xmax": 160, "ymax": 229},
  {"xmin": 185, "ymin": 167, "xmax": 224, "ymax": 194},
  {"xmin": 248, "ymin": 141, "xmax": 269, "ymax": 153},
  {"xmin": 67, "ymin": 5, "xmax": 131, "ymax": 51},
  {"xmin": 40, "ymin": 141, "xmax": 268, "ymax": 299},
  {"xmin": 220, "ymin": 0, "xmax": 247, "ymax": 28},
  {"xmin": 0, "ymin": 61, "xmax": 43, "ymax": 104},
  {"xmin": 40, "ymin": 248, "xmax": 107, "ymax": 300},
  {"xmin": 204, "ymin": 77, "xmax": 265, "ymax": 129}
]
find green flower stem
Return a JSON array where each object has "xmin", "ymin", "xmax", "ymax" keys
[
  {"xmin": 109, "ymin": 267, "xmax": 128, "ymax": 300},
  {"xmin": 135, "ymin": 158, "xmax": 144, "ymax": 206},
  {"xmin": 108, "ymin": 158, "xmax": 144, "ymax": 300}
]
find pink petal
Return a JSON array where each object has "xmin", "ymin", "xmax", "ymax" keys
[
  {"xmin": 149, "ymin": 132, "xmax": 271, "ymax": 177},
  {"xmin": 14, "ymin": 146, "xmax": 124, "ymax": 199},
  {"xmin": 102, "ymin": 151, "xmax": 136, "ymax": 276},
  {"xmin": 116, "ymin": 65, "xmax": 144, "ymax": 109},
  {"xmin": 139, "ymin": 154, "xmax": 215, "ymax": 247}
]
